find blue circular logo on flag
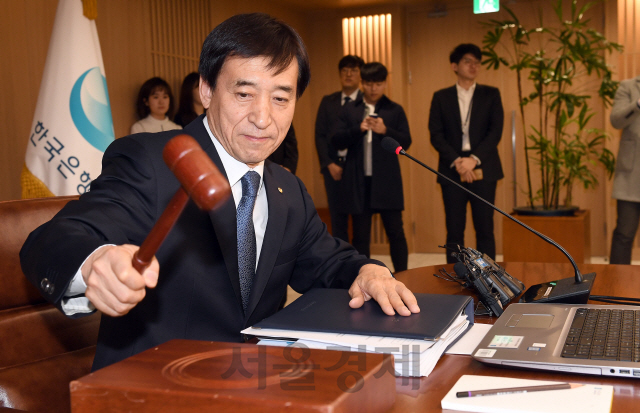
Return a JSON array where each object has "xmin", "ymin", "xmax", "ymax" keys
[{"xmin": 69, "ymin": 67, "xmax": 115, "ymax": 152}]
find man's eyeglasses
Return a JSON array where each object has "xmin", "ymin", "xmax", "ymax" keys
[
  {"xmin": 341, "ymin": 68, "xmax": 360, "ymax": 75},
  {"xmin": 461, "ymin": 58, "xmax": 481, "ymax": 66}
]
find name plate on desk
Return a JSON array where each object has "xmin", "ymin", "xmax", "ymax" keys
[{"xmin": 70, "ymin": 339, "xmax": 396, "ymax": 413}]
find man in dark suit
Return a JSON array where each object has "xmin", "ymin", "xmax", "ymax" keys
[
  {"xmin": 267, "ymin": 124, "xmax": 298, "ymax": 174},
  {"xmin": 20, "ymin": 13, "xmax": 419, "ymax": 371},
  {"xmin": 315, "ymin": 55, "xmax": 364, "ymax": 242},
  {"xmin": 333, "ymin": 62, "xmax": 411, "ymax": 273},
  {"xmin": 428, "ymin": 43, "xmax": 504, "ymax": 263}
]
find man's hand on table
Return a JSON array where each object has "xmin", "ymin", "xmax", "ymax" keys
[{"xmin": 348, "ymin": 264, "xmax": 421, "ymax": 316}]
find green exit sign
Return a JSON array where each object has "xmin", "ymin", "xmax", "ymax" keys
[{"xmin": 474, "ymin": 0, "xmax": 500, "ymax": 14}]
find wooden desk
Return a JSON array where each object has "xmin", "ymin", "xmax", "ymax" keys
[
  {"xmin": 71, "ymin": 263, "xmax": 640, "ymax": 412},
  {"xmin": 391, "ymin": 262, "xmax": 640, "ymax": 412}
]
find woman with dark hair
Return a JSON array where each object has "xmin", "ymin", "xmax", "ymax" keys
[
  {"xmin": 130, "ymin": 77, "xmax": 181, "ymax": 134},
  {"xmin": 174, "ymin": 72, "xmax": 204, "ymax": 127}
]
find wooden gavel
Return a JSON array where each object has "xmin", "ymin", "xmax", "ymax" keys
[{"xmin": 131, "ymin": 134, "xmax": 231, "ymax": 272}]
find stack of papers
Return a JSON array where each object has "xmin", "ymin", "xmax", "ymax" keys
[
  {"xmin": 441, "ymin": 375, "xmax": 613, "ymax": 413},
  {"xmin": 242, "ymin": 312, "xmax": 470, "ymax": 377},
  {"xmin": 241, "ymin": 289, "xmax": 475, "ymax": 377}
]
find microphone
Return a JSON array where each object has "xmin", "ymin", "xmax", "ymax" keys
[{"xmin": 381, "ymin": 136, "xmax": 595, "ymax": 305}]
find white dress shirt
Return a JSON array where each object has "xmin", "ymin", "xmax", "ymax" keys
[
  {"xmin": 341, "ymin": 89, "xmax": 359, "ymax": 106},
  {"xmin": 456, "ymin": 82, "xmax": 476, "ymax": 152},
  {"xmin": 62, "ymin": 116, "xmax": 268, "ymax": 315},
  {"xmin": 363, "ymin": 102, "xmax": 376, "ymax": 177},
  {"xmin": 130, "ymin": 115, "xmax": 182, "ymax": 134},
  {"xmin": 203, "ymin": 117, "xmax": 268, "ymax": 263}
]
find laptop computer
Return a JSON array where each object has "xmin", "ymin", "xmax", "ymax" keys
[{"xmin": 473, "ymin": 302, "xmax": 640, "ymax": 378}]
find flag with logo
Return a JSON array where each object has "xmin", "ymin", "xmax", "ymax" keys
[{"xmin": 21, "ymin": 0, "xmax": 114, "ymax": 198}]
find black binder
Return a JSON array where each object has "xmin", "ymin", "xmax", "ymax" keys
[{"xmin": 252, "ymin": 288, "xmax": 474, "ymax": 341}]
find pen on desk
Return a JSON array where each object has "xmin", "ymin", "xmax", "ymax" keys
[{"xmin": 456, "ymin": 382, "xmax": 583, "ymax": 398}]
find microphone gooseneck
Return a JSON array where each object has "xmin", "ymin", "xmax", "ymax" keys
[{"xmin": 380, "ymin": 136, "xmax": 584, "ymax": 285}]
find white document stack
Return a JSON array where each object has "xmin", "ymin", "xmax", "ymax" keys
[{"xmin": 241, "ymin": 312, "xmax": 470, "ymax": 377}]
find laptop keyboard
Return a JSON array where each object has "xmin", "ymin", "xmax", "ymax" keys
[{"xmin": 561, "ymin": 308, "xmax": 640, "ymax": 362}]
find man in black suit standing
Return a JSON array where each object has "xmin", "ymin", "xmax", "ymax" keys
[
  {"xmin": 333, "ymin": 62, "xmax": 411, "ymax": 273},
  {"xmin": 315, "ymin": 55, "xmax": 364, "ymax": 242},
  {"xmin": 428, "ymin": 43, "xmax": 504, "ymax": 263},
  {"xmin": 20, "ymin": 14, "xmax": 419, "ymax": 371}
]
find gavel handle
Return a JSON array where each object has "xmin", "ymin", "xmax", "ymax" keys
[{"xmin": 132, "ymin": 187, "xmax": 189, "ymax": 273}]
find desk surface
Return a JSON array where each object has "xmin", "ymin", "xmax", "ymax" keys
[{"xmin": 391, "ymin": 262, "xmax": 640, "ymax": 412}]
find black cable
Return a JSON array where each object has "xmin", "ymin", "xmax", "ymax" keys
[
  {"xmin": 432, "ymin": 268, "xmax": 468, "ymax": 287},
  {"xmin": 590, "ymin": 295, "xmax": 640, "ymax": 302},
  {"xmin": 589, "ymin": 297, "xmax": 640, "ymax": 306}
]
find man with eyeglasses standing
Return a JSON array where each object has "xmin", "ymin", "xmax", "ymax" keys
[
  {"xmin": 315, "ymin": 55, "xmax": 365, "ymax": 242},
  {"xmin": 428, "ymin": 43, "xmax": 504, "ymax": 263}
]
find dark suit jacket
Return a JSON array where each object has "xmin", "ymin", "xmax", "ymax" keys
[
  {"xmin": 267, "ymin": 125, "xmax": 298, "ymax": 174},
  {"xmin": 314, "ymin": 90, "xmax": 363, "ymax": 171},
  {"xmin": 20, "ymin": 115, "xmax": 378, "ymax": 371},
  {"xmin": 332, "ymin": 95, "xmax": 411, "ymax": 213},
  {"xmin": 428, "ymin": 84, "xmax": 504, "ymax": 183}
]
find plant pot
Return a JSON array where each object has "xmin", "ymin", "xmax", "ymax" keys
[
  {"xmin": 502, "ymin": 210, "xmax": 590, "ymax": 263},
  {"xmin": 512, "ymin": 205, "xmax": 579, "ymax": 217}
]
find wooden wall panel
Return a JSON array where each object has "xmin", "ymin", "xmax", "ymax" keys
[
  {"xmin": 200, "ymin": 2, "xmax": 316, "ymax": 201},
  {"xmin": 341, "ymin": 12, "xmax": 394, "ymax": 253},
  {"xmin": 0, "ymin": 0, "xmax": 58, "ymax": 202},
  {"xmin": 406, "ymin": 2, "xmax": 511, "ymax": 254},
  {"xmin": 405, "ymin": 0, "xmax": 610, "ymax": 256},
  {"xmin": 343, "ymin": 14, "xmax": 392, "ymax": 68},
  {"xmin": 0, "ymin": 0, "xmax": 152, "ymax": 202},
  {"xmin": 300, "ymin": 4, "xmax": 410, "ymax": 257},
  {"xmin": 95, "ymin": 0, "xmax": 152, "ymax": 142},
  {"xmin": 0, "ymin": 0, "xmax": 309, "ymax": 202},
  {"xmin": 0, "ymin": 0, "xmax": 618, "ymax": 260},
  {"xmin": 298, "ymin": 11, "xmax": 345, "ymax": 211},
  {"xmin": 148, "ymin": 0, "xmax": 210, "ymax": 108}
]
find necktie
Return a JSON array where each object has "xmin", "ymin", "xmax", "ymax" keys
[
  {"xmin": 237, "ymin": 170, "xmax": 261, "ymax": 313},
  {"xmin": 343, "ymin": 96, "xmax": 351, "ymax": 105}
]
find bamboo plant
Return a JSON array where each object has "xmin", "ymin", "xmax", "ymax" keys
[{"xmin": 481, "ymin": 0, "xmax": 620, "ymax": 210}]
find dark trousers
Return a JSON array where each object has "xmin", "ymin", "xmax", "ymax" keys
[
  {"xmin": 441, "ymin": 180, "xmax": 497, "ymax": 263},
  {"xmin": 322, "ymin": 169, "xmax": 349, "ymax": 243},
  {"xmin": 610, "ymin": 199, "xmax": 640, "ymax": 265},
  {"xmin": 351, "ymin": 178, "xmax": 408, "ymax": 273}
]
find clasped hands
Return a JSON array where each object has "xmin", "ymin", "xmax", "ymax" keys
[
  {"xmin": 81, "ymin": 246, "xmax": 420, "ymax": 318},
  {"xmin": 454, "ymin": 156, "xmax": 478, "ymax": 183}
]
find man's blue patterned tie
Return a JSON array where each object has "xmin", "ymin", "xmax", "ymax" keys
[{"xmin": 237, "ymin": 170, "xmax": 261, "ymax": 313}]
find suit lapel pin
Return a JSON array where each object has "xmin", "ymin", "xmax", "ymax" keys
[{"xmin": 278, "ymin": 187, "xmax": 283, "ymax": 193}]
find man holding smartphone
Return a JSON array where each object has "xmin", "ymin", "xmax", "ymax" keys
[{"xmin": 332, "ymin": 62, "xmax": 411, "ymax": 273}]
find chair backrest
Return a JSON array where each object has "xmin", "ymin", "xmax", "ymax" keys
[
  {"xmin": 0, "ymin": 196, "xmax": 99, "ymax": 413},
  {"xmin": 0, "ymin": 196, "xmax": 79, "ymax": 310}
]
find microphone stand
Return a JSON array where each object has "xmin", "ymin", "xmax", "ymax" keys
[{"xmin": 382, "ymin": 137, "xmax": 595, "ymax": 304}]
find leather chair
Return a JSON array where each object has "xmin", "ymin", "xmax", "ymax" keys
[{"xmin": 0, "ymin": 196, "xmax": 100, "ymax": 413}]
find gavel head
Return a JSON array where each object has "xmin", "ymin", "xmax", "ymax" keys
[{"xmin": 163, "ymin": 134, "xmax": 231, "ymax": 210}]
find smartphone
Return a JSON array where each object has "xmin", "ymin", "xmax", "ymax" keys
[{"xmin": 369, "ymin": 113, "xmax": 379, "ymax": 119}]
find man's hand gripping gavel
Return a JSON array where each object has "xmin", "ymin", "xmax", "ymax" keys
[{"xmin": 82, "ymin": 135, "xmax": 231, "ymax": 317}]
